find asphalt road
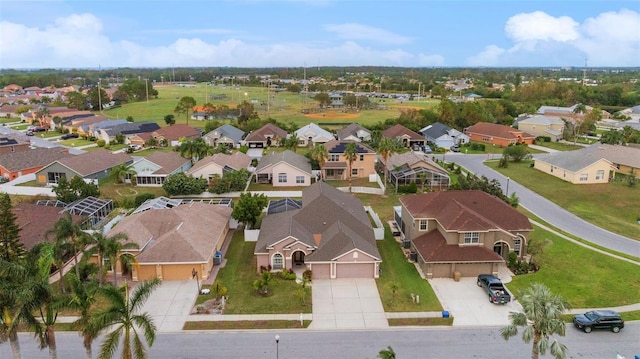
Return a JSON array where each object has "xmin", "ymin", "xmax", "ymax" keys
[
  {"xmin": 3, "ymin": 323, "xmax": 639, "ymax": 358},
  {"xmin": 446, "ymin": 153, "xmax": 640, "ymax": 258}
]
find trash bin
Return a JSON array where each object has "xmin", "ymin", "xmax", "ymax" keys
[
  {"xmin": 453, "ymin": 271, "xmax": 461, "ymax": 282},
  {"xmin": 213, "ymin": 251, "xmax": 223, "ymax": 265},
  {"xmin": 441, "ymin": 311, "xmax": 450, "ymax": 318}
]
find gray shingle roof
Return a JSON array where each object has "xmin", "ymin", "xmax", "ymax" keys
[
  {"xmin": 336, "ymin": 123, "xmax": 370, "ymax": 140},
  {"xmin": 205, "ymin": 124, "xmax": 245, "ymax": 143},
  {"xmin": 56, "ymin": 149, "xmax": 133, "ymax": 176},
  {"xmin": 0, "ymin": 147, "xmax": 72, "ymax": 172},
  {"xmin": 255, "ymin": 150, "xmax": 312, "ymax": 175},
  {"xmin": 537, "ymin": 144, "xmax": 639, "ymax": 171}
]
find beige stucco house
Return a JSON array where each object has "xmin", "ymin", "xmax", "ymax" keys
[
  {"xmin": 534, "ymin": 150, "xmax": 614, "ymax": 184},
  {"xmin": 255, "ymin": 150, "xmax": 313, "ymax": 187},
  {"xmin": 255, "ymin": 182, "xmax": 381, "ymax": 279},
  {"xmin": 322, "ymin": 140, "xmax": 376, "ymax": 180},
  {"xmin": 187, "ymin": 152, "xmax": 252, "ymax": 182},
  {"xmin": 104, "ymin": 203, "xmax": 232, "ymax": 282},
  {"xmin": 517, "ymin": 115, "xmax": 565, "ymax": 141},
  {"xmin": 399, "ymin": 191, "xmax": 532, "ymax": 279}
]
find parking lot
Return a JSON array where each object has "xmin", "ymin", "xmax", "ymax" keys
[{"xmin": 429, "ymin": 277, "xmax": 523, "ymax": 326}]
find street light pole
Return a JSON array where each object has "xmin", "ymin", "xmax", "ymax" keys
[
  {"xmin": 275, "ymin": 334, "xmax": 280, "ymax": 359},
  {"xmin": 506, "ymin": 177, "xmax": 510, "ymax": 196}
]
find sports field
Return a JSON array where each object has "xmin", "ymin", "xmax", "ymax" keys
[{"xmin": 102, "ymin": 83, "xmax": 438, "ymax": 129}]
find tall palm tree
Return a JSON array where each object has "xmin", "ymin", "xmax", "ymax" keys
[
  {"xmin": 46, "ymin": 213, "xmax": 88, "ymax": 280},
  {"xmin": 501, "ymin": 283, "xmax": 569, "ymax": 359},
  {"xmin": 68, "ymin": 275, "xmax": 100, "ymax": 359},
  {"xmin": 109, "ymin": 163, "xmax": 137, "ymax": 184},
  {"xmin": 310, "ymin": 144, "xmax": 328, "ymax": 180},
  {"xmin": 344, "ymin": 142, "xmax": 358, "ymax": 193},
  {"xmin": 48, "ymin": 231, "xmax": 72, "ymax": 293},
  {"xmin": 93, "ymin": 279, "xmax": 161, "ymax": 359},
  {"xmin": 104, "ymin": 234, "xmax": 139, "ymax": 287},
  {"xmin": 377, "ymin": 137, "xmax": 397, "ymax": 187},
  {"xmin": 86, "ymin": 231, "xmax": 137, "ymax": 287}
]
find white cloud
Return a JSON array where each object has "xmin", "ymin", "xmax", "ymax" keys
[
  {"xmin": 323, "ymin": 23, "xmax": 411, "ymax": 44},
  {"xmin": 466, "ymin": 9, "xmax": 640, "ymax": 67},
  {"xmin": 417, "ymin": 53, "xmax": 445, "ymax": 67}
]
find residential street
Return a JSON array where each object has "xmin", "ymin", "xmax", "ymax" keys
[
  {"xmin": 4, "ymin": 323, "xmax": 639, "ymax": 358},
  {"xmin": 446, "ymin": 153, "xmax": 640, "ymax": 258}
]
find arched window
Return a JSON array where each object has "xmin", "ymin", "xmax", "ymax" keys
[{"xmin": 272, "ymin": 253, "xmax": 284, "ymax": 270}]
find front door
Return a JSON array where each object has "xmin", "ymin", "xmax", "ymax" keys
[{"xmin": 293, "ymin": 251, "xmax": 305, "ymax": 265}]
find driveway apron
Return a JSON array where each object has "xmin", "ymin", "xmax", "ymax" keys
[
  {"xmin": 309, "ymin": 278, "xmax": 388, "ymax": 329},
  {"xmin": 140, "ymin": 280, "xmax": 198, "ymax": 332}
]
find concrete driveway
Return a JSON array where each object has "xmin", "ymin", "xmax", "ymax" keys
[
  {"xmin": 140, "ymin": 280, "xmax": 199, "ymax": 332},
  {"xmin": 429, "ymin": 277, "xmax": 522, "ymax": 327},
  {"xmin": 309, "ymin": 279, "xmax": 388, "ymax": 330}
]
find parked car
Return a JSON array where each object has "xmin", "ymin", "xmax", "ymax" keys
[
  {"xmin": 423, "ymin": 145, "xmax": 432, "ymax": 154},
  {"xmin": 573, "ymin": 310, "xmax": 624, "ymax": 333},
  {"xmin": 28, "ymin": 126, "xmax": 46, "ymax": 133},
  {"xmin": 26, "ymin": 130, "xmax": 34, "ymax": 136},
  {"xmin": 61, "ymin": 133, "xmax": 79, "ymax": 140},
  {"xmin": 129, "ymin": 144, "xmax": 143, "ymax": 151},
  {"xmin": 450, "ymin": 145, "xmax": 461, "ymax": 152}
]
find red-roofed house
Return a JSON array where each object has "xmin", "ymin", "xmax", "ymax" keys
[
  {"xmin": 398, "ymin": 190, "xmax": 532, "ymax": 278},
  {"xmin": 464, "ymin": 122, "xmax": 535, "ymax": 147}
]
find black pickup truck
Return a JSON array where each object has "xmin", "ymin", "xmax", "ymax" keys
[{"xmin": 477, "ymin": 274, "xmax": 511, "ymax": 304}]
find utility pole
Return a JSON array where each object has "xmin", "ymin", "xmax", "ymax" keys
[
  {"xmin": 97, "ymin": 78, "xmax": 103, "ymax": 113},
  {"xmin": 145, "ymin": 78, "xmax": 149, "ymax": 104},
  {"xmin": 582, "ymin": 59, "xmax": 587, "ymax": 86}
]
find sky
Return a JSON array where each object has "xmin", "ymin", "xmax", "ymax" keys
[{"xmin": 1, "ymin": 0, "xmax": 639, "ymax": 69}]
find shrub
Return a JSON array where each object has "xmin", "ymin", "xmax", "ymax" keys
[
  {"xmin": 303, "ymin": 269, "xmax": 312, "ymax": 281},
  {"xmin": 134, "ymin": 193, "xmax": 156, "ymax": 207},
  {"xmin": 96, "ymin": 139, "xmax": 106, "ymax": 147},
  {"xmin": 239, "ymin": 145, "xmax": 249, "ymax": 154},
  {"xmin": 470, "ymin": 143, "xmax": 486, "ymax": 151},
  {"xmin": 279, "ymin": 268, "xmax": 297, "ymax": 280},
  {"xmin": 397, "ymin": 183, "xmax": 418, "ymax": 193},
  {"xmin": 536, "ymin": 136, "xmax": 551, "ymax": 143},
  {"xmin": 507, "ymin": 252, "xmax": 518, "ymax": 269}
]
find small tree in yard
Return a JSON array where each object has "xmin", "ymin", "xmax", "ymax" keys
[
  {"xmin": 502, "ymin": 144, "xmax": 531, "ymax": 162},
  {"xmin": 232, "ymin": 193, "xmax": 268, "ymax": 229},
  {"xmin": 501, "ymin": 283, "xmax": 569, "ymax": 359},
  {"xmin": 252, "ymin": 270, "xmax": 272, "ymax": 296}
]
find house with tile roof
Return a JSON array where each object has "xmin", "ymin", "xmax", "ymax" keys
[
  {"xmin": 322, "ymin": 140, "xmax": 376, "ymax": 180},
  {"xmin": 419, "ymin": 122, "xmax": 469, "ymax": 149},
  {"xmin": 12, "ymin": 203, "xmax": 83, "ymax": 250},
  {"xmin": 382, "ymin": 124, "xmax": 426, "ymax": 149},
  {"xmin": 255, "ymin": 150, "xmax": 312, "ymax": 186},
  {"xmin": 34, "ymin": 149, "xmax": 133, "ymax": 185},
  {"xmin": 203, "ymin": 124, "xmax": 245, "ymax": 148},
  {"xmin": 131, "ymin": 151, "xmax": 192, "ymax": 187},
  {"xmin": 464, "ymin": 122, "xmax": 536, "ymax": 147},
  {"xmin": 105, "ymin": 203, "xmax": 232, "ymax": 282},
  {"xmin": 398, "ymin": 191, "xmax": 532, "ymax": 279},
  {"xmin": 0, "ymin": 147, "xmax": 73, "ymax": 181},
  {"xmin": 244, "ymin": 123, "xmax": 288, "ymax": 148},
  {"xmin": 516, "ymin": 115, "xmax": 565, "ymax": 141},
  {"xmin": 385, "ymin": 151, "xmax": 450, "ymax": 192},
  {"xmin": 187, "ymin": 152, "xmax": 252, "ymax": 182},
  {"xmin": 336, "ymin": 123, "xmax": 372, "ymax": 142},
  {"xmin": 534, "ymin": 144, "xmax": 638, "ymax": 183},
  {"xmin": 255, "ymin": 181, "xmax": 381, "ymax": 279},
  {"xmin": 294, "ymin": 123, "xmax": 334, "ymax": 146}
]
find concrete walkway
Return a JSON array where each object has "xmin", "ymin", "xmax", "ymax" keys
[{"xmin": 528, "ymin": 144, "xmax": 558, "ymax": 153}]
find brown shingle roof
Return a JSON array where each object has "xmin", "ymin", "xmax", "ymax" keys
[
  {"xmin": 154, "ymin": 124, "xmax": 200, "ymax": 141},
  {"xmin": 465, "ymin": 122, "xmax": 535, "ymax": 140},
  {"xmin": 13, "ymin": 204, "xmax": 83, "ymax": 250},
  {"xmin": 189, "ymin": 152, "xmax": 252, "ymax": 173},
  {"xmin": 400, "ymin": 191, "xmax": 532, "ymax": 232},
  {"xmin": 0, "ymin": 147, "xmax": 72, "ymax": 172},
  {"xmin": 106, "ymin": 203, "xmax": 232, "ymax": 264},
  {"xmin": 382, "ymin": 124, "xmax": 423, "ymax": 141},
  {"xmin": 385, "ymin": 151, "xmax": 447, "ymax": 174},
  {"xmin": 56, "ymin": 149, "xmax": 132, "ymax": 177},
  {"xmin": 244, "ymin": 123, "xmax": 288, "ymax": 142},
  {"xmin": 413, "ymin": 230, "xmax": 503, "ymax": 262},
  {"xmin": 143, "ymin": 151, "xmax": 191, "ymax": 175}
]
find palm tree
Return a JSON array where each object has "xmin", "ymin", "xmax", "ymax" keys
[
  {"xmin": 103, "ymin": 233, "xmax": 139, "ymax": 287},
  {"xmin": 93, "ymin": 279, "xmax": 161, "ymax": 359},
  {"xmin": 344, "ymin": 142, "xmax": 358, "ymax": 193},
  {"xmin": 109, "ymin": 163, "xmax": 137, "ymax": 184},
  {"xmin": 46, "ymin": 213, "xmax": 88, "ymax": 280},
  {"xmin": 48, "ymin": 230, "xmax": 72, "ymax": 293},
  {"xmin": 67, "ymin": 275, "xmax": 100, "ymax": 359},
  {"xmin": 310, "ymin": 144, "xmax": 328, "ymax": 180},
  {"xmin": 501, "ymin": 283, "xmax": 569, "ymax": 359},
  {"xmin": 377, "ymin": 137, "xmax": 397, "ymax": 187}
]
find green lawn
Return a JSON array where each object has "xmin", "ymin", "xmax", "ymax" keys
[
  {"xmin": 376, "ymin": 228, "xmax": 442, "ymax": 312},
  {"xmin": 533, "ymin": 141, "xmax": 584, "ymax": 151},
  {"xmin": 58, "ymin": 139, "xmax": 94, "ymax": 147},
  {"xmin": 212, "ymin": 230, "xmax": 312, "ymax": 314},
  {"xmin": 486, "ymin": 160, "xmax": 640, "ymax": 240},
  {"xmin": 388, "ymin": 317, "xmax": 453, "ymax": 326},
  {"xmin": 183, "ymin": 320, "xmax": 310, "ymax": 330},
  {"xmin": 507, "ymin": 224, "xmax": 640, "ymax": 308},
  {"xmin": 102, "ymin": 83, "xmax": 439, "ymax": 128}
]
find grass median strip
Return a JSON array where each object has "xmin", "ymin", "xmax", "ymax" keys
[
  {"xmin": 388, "ymin": 317, "xmax": 453, "ymax": 326},
  {"xmin": 183, "ymin": 320, "xmax": 311, "ymax": 330}
]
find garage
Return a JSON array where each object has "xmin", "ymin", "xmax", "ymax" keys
[
  {"xmin": 336, "ymin": 262, "xmax": 376, "ymax": 278},
  {"xmin": 422, "ymin": 261, "xmax": 501, "ymax": 279},
  {"xmin": 310, "ymin": 263, "xmax": 331, "ymax": 279}
]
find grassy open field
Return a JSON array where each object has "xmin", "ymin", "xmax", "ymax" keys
[
  {"xmin": 486, "ymin": 160, "xmax": 640, "ymax": 240},
  {"xmin": 102, "ymin": 83, "xmax": 439, "ymax": 128}
]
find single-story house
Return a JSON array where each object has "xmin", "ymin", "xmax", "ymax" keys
[
  {"xmin": 94, "ymin": 121, "xmax": 161, "ymax": 145},
  {"xmin": 464, "ymin": 122, "xmax": 535, "ymax": 147},
  {"xmin": 385, "ymin": 151, "xmax": 450, "ymax": 192},
  {"xmin": 516, "ymin": 115, "xmax": 565, "ymax": 141},
  {"xmin": 129, "ymin": 124, "xmax": 201, "ymax": 147},
  {"xmin": 244, "ymin": 123, "xmax": 288, "ymax": 148},
  {"xmin": 187, "ymin": 152, "xmax": 252, "ymax": 182},
  {"xmin": 0, "ymin": 147, "xmax": 73, "ymax": 181},
  {"xmin": 79, "ymin": 119, "xmax": 128, "ymax": 138},
  {"xmin": 399, "ymin": 191, "xmax": 532, "ymax": 279},
  {"xmin": 104, "ymin": 203, "xmax": 232, "ymax": 282},
  {"xmin": 336, "ymin": 123, "xmax": 372, "ymax": 142},
  {"xmin": 255, "ymin": 181, "xmax": 381, "ymax": 279},
  {"xmin": 203, "ymin": 124, "xmax": 245, "ymax": 148},
  {"xmin": 0, "ymin": 135, "xmax": 30, "ymax": 155},
  {"xmin": 583, "ymin": 143, "xmax": 640, "ymax": 176},
  {"xmin": 131, "ymin": 151, "xmax": 192, "ymax": 187},
  {"xmin": 12, "ymin": 203, "xmax": 83, "ymax": 250},
  {"xmin": 294, "ymin": 123, "xmax": 334, "ymax": 146},
  {"xmin": 419, "ymin": 122, "xmax": 470, "ymax": 149},
  {"xmin": 382, "ymin": 124, "xmax": 426, "ymax": 149},
  {"xmin": 255, "ymin": 150, "xmax": 312, "ymax": 186},
  {"xmin": 322, "ymin": 140, "xmax": 376, "ymax": 180},
  {"xmin": 35, "ymin": 149, "xmax": 133, "ymax": 185}
]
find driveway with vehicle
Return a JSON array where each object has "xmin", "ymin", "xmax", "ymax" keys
[{"xmin": 429, "ymin": 277, "xmax": 522, "ymax": 326}]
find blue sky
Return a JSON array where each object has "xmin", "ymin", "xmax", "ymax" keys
[{"xmin": 1, "ymin": 0, "xmax": 639, "ymax": 69}]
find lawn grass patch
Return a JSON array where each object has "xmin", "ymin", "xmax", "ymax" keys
[
  {"xmin": 216, "ymin": 230, "xmax": 312, "ymax": 314},
  {"xmin": 376, "ymin": 228, "xmax": 441, "ymax": 312},
  {"xmin": 486, "ymin": 160, "xmax": 640, "ymax": 240},
  {"xmin": 183, "ymin": 320, "xmax": 310, "ymax": 330},
  {"xmin": 533, "ymin": 141, "xmax": 584, "ymax": 151},
  {"xmin": 388, "ymin": 317, "xmax": 453, "ymax": 326},
  {"xmin": 58, "ymin": 139, "xmax": 94, "ymax": 147},
  {"xmin": 507, "ymin": 224, "xmax": 640, "ymax": 308}
]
